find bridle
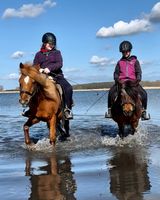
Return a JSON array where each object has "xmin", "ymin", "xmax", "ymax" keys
[
  {"xmin": 20, "ymin": 89, "xmax": 34, "ymax": 97},
  {"xmin": 121, "ymin": 88, "xmax": 135, "ymax": 107}
]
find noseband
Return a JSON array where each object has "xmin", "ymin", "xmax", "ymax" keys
[{"xmin": 20, "ymin": 89, "xmax": 34, "ymax": 96}]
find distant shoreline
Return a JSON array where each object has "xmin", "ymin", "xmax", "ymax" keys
[
  {"xmin": 0, "ymin": 86, "xmax": 160, "ymax": 94},
  {"xmin": 73, "ymin": 87, "xmax": 160, "ymax": 92}
]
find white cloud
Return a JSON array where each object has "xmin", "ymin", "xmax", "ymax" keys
[
  {"xmin": 11, "ymin": 51, "xmax": 25, "ymax": 59},
  {"xmin": 90, "ymin": 55, "xmax": 115, "ymax": 66},
  {"xmin": 96, "ymin": 19, "xmax": 151, "ymax": 38},
  {"xmin": 64, "ymin": 68, "xmax": 80, "ymax": 73},
  {"xmin": 149, "ymin": 2, "xmax": 160, "ymax": 22},
  {"xmin": 8, "ymin": 73, "xmax": 19, "ymax": 80},
  {"xmin": 0, "ymin": 73, "xmax": 19, "ymax": 80},
  {"xmin": 96, "ymin": 2, "xmax": 160, "ymax": 38},
  {"xmin": 2, "ymin": 0, "xmax": 56, "ymax": 19}
]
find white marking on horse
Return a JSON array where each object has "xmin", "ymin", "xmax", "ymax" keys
[{"xmin": 24, "ymin": 76, "xmax": 30, "ymax": 84}]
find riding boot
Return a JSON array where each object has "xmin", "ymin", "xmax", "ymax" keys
[
  {"xmin": 105, "ymin": 108, "xmax": 112, "ymax": 118},
  {"xmin": 64, "ymin": 107, "xmax": 73, "ymax": 120},
  {"xmin": 141, "ymin": 110, "xmax": 150, "ymax": 120},
  {"xmin": 22, "ymin": 109, "xmax": 31, "ymax": 118}
]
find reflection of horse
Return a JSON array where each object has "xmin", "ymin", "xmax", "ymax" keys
[
  {"xmin": 111, "ymin": 81, "xmax": 142, "ymax": 138},
  {"xmin": 109, "ymin": 148, "xmax": 150, "ymax": 200},
  {"xmin": 19, "ymin": 63, "xmax": 69, "ymax": 145},
  {"xmin": 25, "ymin": 154, "xmax": 76, "ymax": 200}
]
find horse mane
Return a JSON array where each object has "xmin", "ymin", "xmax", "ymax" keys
[
  {"xmin": 121, "ymin": 80, "xmax": 139, "ymax": 102},
  {"xmin": 19, "ymin": 62, "xmax": 59, "ymax": 100}
]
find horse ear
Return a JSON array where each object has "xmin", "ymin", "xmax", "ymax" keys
[{"xmin": 20, "ymin": 62, "xmax": 24, "ymax": 69}]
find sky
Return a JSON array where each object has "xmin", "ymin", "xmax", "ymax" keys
[{"xmin": 0, "ymin": 0, "xmax": 160, "ymax": 89}]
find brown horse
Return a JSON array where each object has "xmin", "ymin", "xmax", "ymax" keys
[
  {"xmin": 111, "ymin": 81, "xmax": 142, "ymax": 138},
  {"xmin": 19, "ymin": 63, "xmax": 69, "ymax": 145}
]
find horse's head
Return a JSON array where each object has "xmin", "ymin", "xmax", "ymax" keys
[
  {"xmin": 119, "ymin": 81, "xmax": 139, "ymax": 117},
  {"xmin": 120, "ymin": 88, "xmax": 135, "ymax": 117},
  {"xmin": 19, "ymin": 63, "xmax": 37, "ymax": 107}
]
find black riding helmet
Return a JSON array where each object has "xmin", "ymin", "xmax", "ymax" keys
[
  {"xmin": 42, "ymin": 32, "xmax": 56, "ymax": 46},
  {"xmin": 119, "ymin": 41, "xmax": 132, "ymax": 52}
]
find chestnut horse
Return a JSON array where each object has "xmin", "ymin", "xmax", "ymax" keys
[
  {"xmin": 111, "ymin": 81, "xmax": 142, "ymax": 138},
  {"xmin": 19, "ymin": 63, "xmax": 69, "ymax": 145}
]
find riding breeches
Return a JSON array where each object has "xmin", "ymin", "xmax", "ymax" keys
[
  {"xmin": 108, "ymin": 84, "xmax": 118, "ymax": 108},
  {"xmin": 55, "ymin": 76, "xmax": 73, "ymax": 109},
  {"xmin": 137, "ymin": 85, "xmax": 147, "ymax": 109},
  {"xmin": 108, "ymin": 84, "xmax": 148, "ymax": 109}
]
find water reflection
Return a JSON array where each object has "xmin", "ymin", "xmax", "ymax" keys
[
  {"xmin": 25, "ymin": 154, "xmax": 77, "ymax": 200},
  {"xmin": 109, "ymin": 147, "xmax": 151, "ymax": 200}
]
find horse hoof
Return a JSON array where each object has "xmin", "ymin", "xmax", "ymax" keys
[
  {"xmin": 50, "ymin": 140, "xmax": 55, "ymax": 145},
  {"xmin": 25, "ymin": 140, "xmax": 31, "ymax": 145},
  {"xmin": 119, "ymin": 135, "xmax": 124, "ymax": 139},
  {"xmin": 58, "ymin": 135, "xmax": 67, "ymax": 142}
]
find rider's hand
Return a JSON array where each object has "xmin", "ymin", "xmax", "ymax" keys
[
  {"xmin": 44, "ymin": 68, "xmax": 50, "ymax": 74},
  {"xmin": 39, "ymin": 68, "xmax": 44, "ymax": 73}
]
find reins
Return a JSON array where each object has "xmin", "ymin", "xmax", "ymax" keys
[{"xmin": 85, "ymin": 91, "xmax": 107, "ymax": 114}]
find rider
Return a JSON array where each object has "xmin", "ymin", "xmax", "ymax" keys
[
  {"xmin": 23, "ymin": 32, "xmax": 73, "ymax": 120},
  {"xmin": 105, "ymin": 40, "xmax": 150, "ymax": 120}
]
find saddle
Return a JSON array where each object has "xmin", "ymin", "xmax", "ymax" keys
[{"xmin": 47, "ymin": 75, "xmax": 63, "ymax": 102}]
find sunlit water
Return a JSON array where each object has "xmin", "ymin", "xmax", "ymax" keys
[{"xmin": 0, "ymin": 90, "xmax": 160, "ymax": 200}]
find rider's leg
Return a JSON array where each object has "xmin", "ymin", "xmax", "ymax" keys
[
  {"xmin": 56, "ymin": 77, "xmax": 73, "ymax": 120},
  {"xmin": 105, "ymin": 89, "xmax": 112, "ymax": 118},
  {"xmin": 105, "ymin": 84, "xmax": 117, "ymax": 118},
  {"xmin": 138, "ymin": 85, "xmax": 150, "ymax": 120}
]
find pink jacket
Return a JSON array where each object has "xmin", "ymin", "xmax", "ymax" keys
[
  {"xmin": 114, "ymin": 56, "xmax": 142, "ymax": 83},
  {"xmin": 119, "ymin": 58, "xmax": 137, "ymax": 81}
]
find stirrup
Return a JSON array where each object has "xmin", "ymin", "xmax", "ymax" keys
[
  {"xmin": 105, "ymin": 111, "xmax": 112, "ymax": 118},
  {"xmin": 64, "ymin": 108, "xmax": 73, "ymax": 120},
  {"xmin": 141, "ymin": 111, "xmax": 150, "ymax": 121}
]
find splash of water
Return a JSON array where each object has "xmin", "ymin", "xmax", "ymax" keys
[
  {"xmin": 22, "ymin": 138, "xmax": 55, "ymax": 152},
  {"xmin": 101, "ymin": 123, "xmax": 149, "ymax": 147}
]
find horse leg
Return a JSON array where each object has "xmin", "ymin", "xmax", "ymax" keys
[
  {"xmin": 23, "ymin": 117, "xmax": 40, "ymax": 144},
  {"xmin": 130, "ymin": 120, "xmax": 139, "ymax": 135},
  {"xmin": 118, "ymin": 124, "xmax": 124, "ymax": 139},
  {"xmin": 49, "ymin": 115, "xmax": 57, "ymax": 145},
  {"xmin": 57, "ymin": 119, "xmax": 70, "ymax": 142},
  {"xmin": 64, "ymin": 120, "xmax": 70, "ymax": 137}
]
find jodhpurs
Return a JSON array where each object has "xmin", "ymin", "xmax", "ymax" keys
[{"xmin": 55, "ymin": 76, "xmax": 73, "ymax": 109}]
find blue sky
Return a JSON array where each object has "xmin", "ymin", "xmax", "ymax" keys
[{"xmin": 0, "ymin": 0, "xmax": 160, "ymax": 89}]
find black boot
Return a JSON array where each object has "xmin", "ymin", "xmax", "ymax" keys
[
  {"xmin": 141, "ymin": 110, "xmax": 150, "ymax": 120},
  {"xmin": 22, "ymin": 109, "xmax": 31, "ymax": 118},
  {"xmin": 64, "ymin": 108, "xmax": 73, "ymax": 120},
  {"xmin": 105, "ymin": 108, "xmax": 112, "ymax": 118}
]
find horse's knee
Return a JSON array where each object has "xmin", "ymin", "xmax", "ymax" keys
[{"xmin": 23, "ymin": 125, "xmax": 29, "ymax": 131}]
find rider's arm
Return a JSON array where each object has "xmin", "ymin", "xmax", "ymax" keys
[
  {"xmin": 33, "ymin": 52, "xmax": 41, "ymax": 65},
  {"xmin": 114, "ymin": 62, "xmax": 120, "ymax": 83},
  {"xmin": 135, "ymin": 60, "xmax": 142, "ymax": 82},
  {"xmin": 47, "ymin": 50, "xmax": 63, "ymax": 72}
]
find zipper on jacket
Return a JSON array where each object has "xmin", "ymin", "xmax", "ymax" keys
[{"xmin": 126, "ymin": 61, "xmax": 128, "ymax": 78}]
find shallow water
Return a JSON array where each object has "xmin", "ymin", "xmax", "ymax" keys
[{"xmin": 0, "ymin": 90, "xmax": 160, "ymax": 200}]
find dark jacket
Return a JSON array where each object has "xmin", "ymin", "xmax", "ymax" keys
[
  {"xmin": 114, "ymin": 55, "xmax": 142, "ymax": 83},
  {"xmin": 33, "ymin": 49, "xmax": 63, "ymax": 76}
]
